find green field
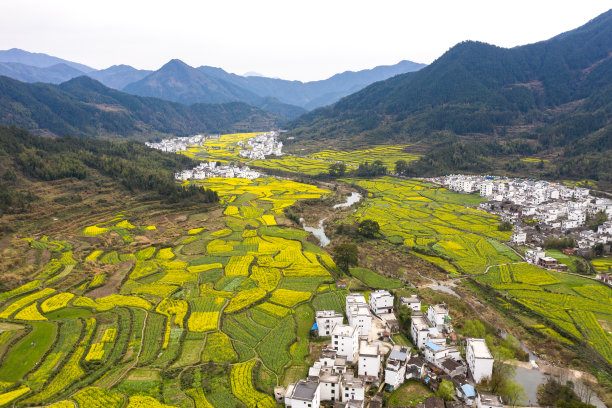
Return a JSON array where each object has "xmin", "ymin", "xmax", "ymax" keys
[
  {"xmin": 0, "ymin": 166, "xmax": 337, "ymax": 406},
  {"xmin": 476, "ymin": 263, "xmax": 612, "ymax": 365},
  {"xmin": 342, "ymin": 177, "xmax": 519, "ymax": 274}
]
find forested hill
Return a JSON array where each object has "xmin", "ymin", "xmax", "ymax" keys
[
  {"xmin": 0, "ymin": 125, "xmax": 218, "ymax": 215},
  {"xmin": 287, "ymin": 9, "xmax": 612, "ymax": 176},
  {"xmin": 0, "ymin": 75, "xmax": 281, "ymax": 141}
]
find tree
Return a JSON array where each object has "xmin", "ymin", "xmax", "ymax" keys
[
  {"xmin": 586, "ymin": 210, "xmax": 607, "ymax": 231},
  {"xmin": 497, "ymin": 221, "xmax": 513, "ymax": 231},
  {"xmin": 437, "ymin": 379, "xmax": 455, "ymax": 401},
  {"xmin": 329, "ymin": 163, "xmax": 347, "ymax": 177},
  {"xmin": 395, "ymin": 160, "xmax": 408, "ymax": 175},
  {"xmin": 332, "ymin": 244, "xmax": 358, "ymax": 273},
  {"xmin": 503, "ymin": 379, "xmax": 527, "ymax": 407},
  {"xmin": 358, "ymin": 219, "xmax": 380, "ymax": 238},
  {"xmin": 397, "ymin": 304, "xmax": 412, "ymax": 332},
  {"xmin": 462, "ymin": 319, "xmax": 486, "ymax": 338}
]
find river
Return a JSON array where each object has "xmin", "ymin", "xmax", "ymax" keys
[{"xmin": 301, "ymin": 192, "xmax": 362, "ymax": 247}]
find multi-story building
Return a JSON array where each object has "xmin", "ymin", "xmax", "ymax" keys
[
  {"xmin": 332, "ymin": 325, "xmax": 359, "ymax": 361},
  {"xmin": 346, "ymin": 293, "xmax": 372, "ymax": 336},
  {"xmin": 340, "ymin": 373, "xmax": 365, "ymax": 405},
  {"xmin": 400, "ymin": 295, "xmax": 421, "ymax": 312},
  {"xmin": 384, "ymin": 347, "xmax": 410, "ymax": 389},
  {"xmin": 466, "ymin": 338, "xmax": 494, "ymax": 383},
  {"xmin": 315, "ymin": 310, "xmax": 344, "ymax": 337},
  {"xmin": 285, "ymin": 380, "xmax": 321, "ymax": 408},
  {"xmin": 358, "ymin": 341, "xmax": 380, "ymax": 382},
  {"xmin": 426, "ymin": 304, "xmax": 450, "ymax": 328},
  {"xmin": 423, "ymin": 342, "xmax": 461, "ymax": 368},
  {"xmin": 369, "ymin": 290, "xmax": 394, "ymax": 315},
  {"xmin": 410, "ymin": 313, "xmax": 431, "ymax": 350}
]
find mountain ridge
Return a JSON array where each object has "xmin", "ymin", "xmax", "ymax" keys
[{"xmin": 0, "ymin": 74, "xmax": 281, "ymax": 140}]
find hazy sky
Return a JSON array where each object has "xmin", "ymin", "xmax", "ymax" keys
[{"xmin": 1, "ymin": 1, "xmax": 610, "ymax": 81}]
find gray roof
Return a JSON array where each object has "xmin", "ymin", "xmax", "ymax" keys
[
  {"xmin": 388, "ymin": 349, "xmax": 409, "ymax": 362},
  {"xmin": 291, "ymin": 380, "xmax": 318, "ymax": 401}
]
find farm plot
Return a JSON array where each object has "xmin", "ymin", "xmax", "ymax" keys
[
  {"xmin": 476, "ymin": 266, "xmax": 612, "ymax": 364},
  {"xmin": 0, "ymin": 135, "xmax": 350, "ymax": 407},
  {"xmin": 311, "ymin": 145, "xmax": 421, "ymax": 168},
  {"xmin": 343, "ymin": 176, "xmax": 518, "ymax": 274}
]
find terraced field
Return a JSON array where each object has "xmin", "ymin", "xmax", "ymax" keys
[
  {"xmin": 311, "ymin": 145, "xmax": 421, "ymax": 168},
  {"xmin": 343, "ymin": 177, "xmax": 519, "ymax": 274},
  {"xmin": 476, "ymin": 263, "xmax": 612, "ymax": 365},
  {"xmin": 0, "ymin": 175, "xmax": 352, "ymax": 407}
]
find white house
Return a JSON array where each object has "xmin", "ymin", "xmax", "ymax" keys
[
  {"xmin": 313, "ymin": 367, "xmax": 341, "ymax": 403},
  {"xmin": 427, "ymin": 304, "xmax": 450, "ymax": 328},
  {"xmin": 315, "ymin": 310, "xmax": 344, "ymax": 337},
  {"xmin": 319, "ymin": 348, "xmax": 347, "ymax": 374},
  {"xmin": 384, "ymin": 347, "xmax": 410, "ymax": 389},
  {"xmin": 410, "ymin": 314, "xmax": 431, "ymax": 350},
  {"xmin": 346, "ymin": 293, "xmax": 372, "ymax": 336},
  {"xmin": 400, "ymin": 295, "xmax": 421, "ymax": 312},
  {"xmin": 423, "ymin": 342, "xmax": 460, "ymax": 368},
  {"xmin": 480, "ymin": 183, "xmax": 493, "ymax": 197},
  {"xmin": 332, "ymin": 325, "xmax": 359, "ymax": 361},
  {"xmin": 340, "ymin": 373, "xmax": 365, "ymax": 404},
  {"xmin": 285, "ymin": 380, "xmax": 320, "ymax": 408},
  {"xmin": 511, "ymin": 231, "xmax": 526, "ymax": 245},
  {"xmin": 347, "ymin": 305, "xmax": 372, "ymax": 337},
  {"xmin": 358, "ymin": 341, "xmax": 381, "ymax": 381},
  {"xmin": 525, "ymin": 248, "xmax": 546, "ymax": 265},
  {"xmin": 466, "ymin": 338, "xmax": 494, "ymax": 383},
  {"xmin": 477, "ymin": 393, "xmax": 504, "ymax": 408},
  {"xmin": 405, "ymin": 356, "xmax": 426, "ymax": 380},
  {"xmin": 369, "ymin": 290, "xmax": 394, "ymax": 315}
]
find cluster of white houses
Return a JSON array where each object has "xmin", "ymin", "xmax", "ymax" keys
[
  {"xmin": 431, "ymin": 175, "xmax": 612, "ymax": 251},
  {"xmin": 237, "ymin": 131, "xmax": 283, "ymax": 159},
  {"xmin": 283, "ymin": 292, "xmax": 497, "ymax": 408},
  {"xmin": 174, "ymin": 161, "xmax": 261, "ymax": 180},
  {"xmin": 282, "ymin": 291, "xmax": 395, "ymax": 408},
  {"xmin": 145, "ymin": 134, "xmax": 208, "ymax": 152}
]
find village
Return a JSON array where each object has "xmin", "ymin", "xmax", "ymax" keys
[
  {"xmin": 429, "ymin": 175, "xmax": 612, "ymax": 254},
  {"xmin": 148, "ymin": 131, "xmax": 283, "ymax": 179},
  {"xmin": 280, "ymin": 291, "xmax": 502, "ymax": 408}
]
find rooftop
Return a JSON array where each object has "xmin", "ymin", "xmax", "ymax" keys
[
  {"xmin": 290, "ymin": 380, "xmax": 319, "ymax": 401},
  {"xmin": 401, "ymin": 295, "xmax": 420, "ymax": 304},
  {"xmin": 425, "ymin": 342, "xmax": 441, "ymax": 352},
  {"xmin": 461, "ymin": 384, "xmax": 476, "ymax": 398},
  {"xmin": 359, "ymin": 341, "xmax": 379, "ymax": 357},
  {"xmin": 478, "ymin": 394, "xmax": 503, "ymax": 407},
  {"xmin": 332, "ymin": 324, "xmax": 357, "ymax": 338},
  {"xmin": 468, "ymin": 338, "xmax": 493, "ymax": 359},
  {"xmin": 430, "ymin": 304, "xmax": 449, "ymax": 314},
  {"xmin": 388, "ymin": 348, "xmax": 409, "ymax": 362},
  {"xmin": 316, "ymin": 310, "xmax": 343, "ymax": 318}
]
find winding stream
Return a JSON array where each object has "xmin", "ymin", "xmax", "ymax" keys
[{"xmin": 301, "ymin": 192, "xmax": 362, "ymax": 247}]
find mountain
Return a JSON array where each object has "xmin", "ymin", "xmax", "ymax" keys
[
  {"xmin": 0, "ymin": 75, "xmax": 280, "ymax": 140},
  {"xmin": 86, "ymin": 64, "xmax": 153, "ymax": 90},
  {"xmin": 0, "ymin": 48, "xmax": 94, "ymax": 73},
  {"xmin": 286, "ymin": 10, "xmax": 612, "ymax": 184},
  {"xmin": 123, "ymin": 59, "xmax": 306, "ymax": 120},
  {"xmin": 0, "ymin": 62, "xmax": 85, "ymax": 84},
  {"xmin": 124, "ymin": 59, "xmax": 261, "ymax": 104},
  {"xmin": 196, "ymin": 60, "xmax": 426, "ymax": 109}
]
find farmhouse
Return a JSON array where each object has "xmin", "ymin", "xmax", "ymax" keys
[
  {"xmin": 285, "ymin": 380, "xmax": 321, "ymax": 408},
  {"xmin": 358, "ymin": 341, "xmax": 381, "ymax": 382},
  {"xmin": 466, "ymin": 338, "xmax": 494, "ymax": 383},
  {"xmin": 369, "ymin": 290, "xmax": 394, "ymax": 315},
  {"xmin": 427, "ymin": 304, "xmax": 450, "ymax": 328},
  {"xmin": 315, "ymin": 310, "xmax": 344, "ymax": 337},
  {"xmin": 332, "ymin": 324, "xmax": 359, "ymax": 361},
  {"xmin": 400, "ymin": 295, "xmax": 421, "ymax": 312},
  {"xmin": 346, "ymin": 293, "xmax": 372, "ymax": 336},
  {"xmin": 410, "ymin": 313, "xmax": 431, "ymax": 349},
  {"xmin": 384, "ymin": 347, "xmax": 410, "ymax": 389}
]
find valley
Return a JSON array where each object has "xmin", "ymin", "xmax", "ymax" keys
[{"xmin": 0, "ymin": 131, "xmax": 610, "ymax": 408}]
